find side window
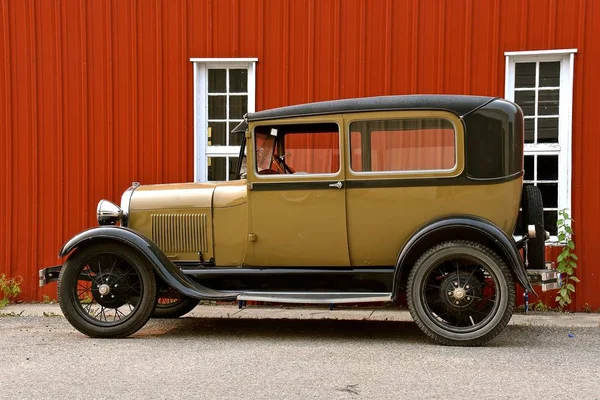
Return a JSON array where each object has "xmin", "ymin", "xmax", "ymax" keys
[
  {"xmin": 254, "ymin": 123, "xmax": 340, "ymax": 175},
  {"xmin": 349, "ymin": 118, "xmax": 456, "ymax": 173}
]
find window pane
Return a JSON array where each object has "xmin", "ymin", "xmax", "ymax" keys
[
  {"xmin": 208, "ymin": 95, "xmax": 226, "ymax": 119},
  {"xmin": 350, "ymin": 118, "xmax": 455, "ymax": 172},
  {"xmin": 229, "ymin": 69, "xmax": 248, "ymax": 93},
  {"xmin": 524, "ymin": 118, "xmax": 534, "ymax": 143},
  {"xmin": 515, "ymin": 62, "xmax": 535, "ymax": 88},
  {"xmin": 538, "ymin": 183, "xmax": 558, "ymax": 208},
  {"xmin": 254, "ymin": 123, "xmax": 340, "ymax": 174},
  {"xmin": 284, "ymin": 131, "xmax": 340, "ymax": 174},
  {"xmin": 515, "ymin": 90, "xmax": 535, "ymax": 116},
  {"xmin": 228, "ymin": 157, "xmax": 239, "ymax": 180},
  {"xmin": 229, "ymin": 121, "xmax": 244, "ymax": 146},
  {"xmin": 208, "ymin": 122, "xmax": 226, "ymax": 146},
  {"xmin": 208, "ymin": 69, "xmax": 226, "ymax": 93},
  {"xmin": 207, "ymin": 157, "xmax": 226, "ymax": 181},
  {"xmin": 524, "ymin": 155, "xmax": 534, "ymax": 181},
  {"xmin": 537, "ymin": 117, "xmax": 559, "ymax": 143},
  {"xmin": 537, "ymin": 155, "xmax": 558, "ymax": 181},
  {"xmin": 539, "ymin": 61, "xmax": 560, "ymax": 87},
  {"xmin": 538, "ymin": 90, "xmax": 559, "ymax": 115},
  {"xmin": 544, "ymin": 210, "xmax": 558, "ymax": 236},
  {"xmin": 229, "ymin": 96, "xmax": 247, "ymax": 119}
]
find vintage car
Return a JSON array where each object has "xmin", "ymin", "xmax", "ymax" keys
[{"xmin": 40, "ymin": 94, "xmax": 560, "ymax": 346}]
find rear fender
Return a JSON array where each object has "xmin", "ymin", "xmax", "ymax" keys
[
  {"xmin": 59, "ymin": 226, "xmax": 237, "ymax": 301},
  {"xmin": 392, "ymin": 216, "xmax": 535, "ymax": 300}
]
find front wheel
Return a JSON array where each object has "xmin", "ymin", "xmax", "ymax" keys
[
  {"xmin": 407, "ymin": 240, "xmax": 515, "ymax": 346},
  {"xmin": 57, "ymin": 243, "xmax": 157, "ymax": 338}
]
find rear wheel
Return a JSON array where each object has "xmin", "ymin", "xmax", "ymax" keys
[
  {"xmin": 57, "ymin": 243, "xmax": 157, "ymax": 338},
  {"xmin": 152, "ymin": 295, "xmax": 200, "ymax": 318},
  {"xmin": 407, "ymin": 240, "xmax": 515, "ymax": 346}
]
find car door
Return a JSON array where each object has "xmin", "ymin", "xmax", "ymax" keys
[{"xmin": 243, "ymin": 115, "xmax": 350, "ymax": 267}]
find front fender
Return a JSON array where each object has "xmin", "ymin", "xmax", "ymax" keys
[
  {"xmin": 392, "ymin": 216, "xmax": 535, "ymax": 300},
  {"xmin": 59, "ymin": 226, "xmax": 237, "ymax": 301}
]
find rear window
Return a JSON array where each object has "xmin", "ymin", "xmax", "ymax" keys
[{"xmin": 349, "ymin": 118, "xmax": 456, "ymax": 173}]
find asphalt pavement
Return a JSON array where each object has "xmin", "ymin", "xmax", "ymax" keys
[{"xmin": 1, "ymin": 304, "xmax": 599, "ymax": 400}]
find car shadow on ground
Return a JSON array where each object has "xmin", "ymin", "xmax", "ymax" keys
[{"xmin": 137, "ymin": 317, "xmax": 482, "ymax": 347}]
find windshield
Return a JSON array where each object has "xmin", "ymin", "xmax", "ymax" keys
[{"xmin": 254, "ymin": 130, "xmax": 277, "ymax": 173}]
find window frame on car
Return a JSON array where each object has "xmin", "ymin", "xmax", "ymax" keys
[
  {"xmin": 344, "ymin": 110, "xmax": 465, "ymax": 180},
  {"xmin": 248, "ymin": 116, "xmax": 344, "ymax": 181}
]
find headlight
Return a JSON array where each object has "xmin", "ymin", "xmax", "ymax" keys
[{"xmin": 96, "ymin": 200, "xmax": 123, "ymax": 226}]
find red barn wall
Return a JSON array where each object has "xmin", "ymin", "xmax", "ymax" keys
[{"xmin": 1, "ymin": 0, "xmax": 598, "ymax": 308}]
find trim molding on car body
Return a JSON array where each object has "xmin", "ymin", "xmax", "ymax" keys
[{"xmin": 248, "ymin": 170, "xmax": 523, "ymax": 191}]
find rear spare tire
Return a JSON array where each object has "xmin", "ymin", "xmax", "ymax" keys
[{"xmin": 521, "ymin": 185, "xmax": 545, "ymax": 269}]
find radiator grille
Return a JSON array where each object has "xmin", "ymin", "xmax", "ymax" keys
[{"xmin": 151, "ymin": 213, "xmax": 208, "ymax": 254}]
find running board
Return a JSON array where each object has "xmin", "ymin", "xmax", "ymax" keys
[{"xmin": 236, "ymin": 292, "xmax": 392, "ymax": 304}]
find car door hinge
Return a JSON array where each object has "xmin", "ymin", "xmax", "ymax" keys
[{"xmin": 248, "ymin": 233, "xmax": 257, "ymax": 242}]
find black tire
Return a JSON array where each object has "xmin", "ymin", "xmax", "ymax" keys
[
  {"xmin": 521, "ymin": 185, "xmax": 545, "ymax": 269},
  {"xmin": 407, "ymin": 240, "xmax": 515, "ymax": 346},
  {"xmin": 152, "ymin": 297, "xmax": 200, "ymax": 318},
  {"xmin": 57, "ymin": 243, "xmax": 157, "ymax": 338}
]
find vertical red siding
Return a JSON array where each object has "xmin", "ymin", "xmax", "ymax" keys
[{"xmin": 0, "ymin": 0, "xmax": 598, "ymax": 309}]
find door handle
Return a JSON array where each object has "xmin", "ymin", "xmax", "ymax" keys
[{"xmin": 329, "ymin": 181, "xmax": 343, "ymax": 189}]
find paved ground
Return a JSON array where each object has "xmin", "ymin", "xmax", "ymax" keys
[{"xmin": 1, "ymin": 304, "xmax": 599, "ymax": 399}]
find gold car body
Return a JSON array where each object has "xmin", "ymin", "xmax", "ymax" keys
[{"xmin": 127, "ymin": 109, "xmax": 521, "ymax": 269}]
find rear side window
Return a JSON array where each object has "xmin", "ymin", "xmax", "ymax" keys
[{"xmin": 349, "ymin": 118, "xmax": 456, "ymax": 173}]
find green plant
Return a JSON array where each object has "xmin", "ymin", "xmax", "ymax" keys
[
  {"xmin": 0, "ymin": 310, "xmax": 24, "ymax": 317},
  {"xmin": 43, "ymin": 311, "xmax": 61, "ymax": 317},
  {"xmin": 555, "ymin": 209, "xmax": 579, "ymax": 309},
  {"xmin": 0, "ymin": 274, "xmax": 23, "ymax": 308},
  {"xmin": 42, "ymin": 295, "xmax": 56, "ymax": 304}
]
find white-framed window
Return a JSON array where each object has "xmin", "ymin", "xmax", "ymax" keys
[
  {"xmin": 504, "ymin": 49, "xmax": 576, "ymax": 241},
  {"xmin": 191, "ymin": 58, "xmax": 257, "ymax": 182}
]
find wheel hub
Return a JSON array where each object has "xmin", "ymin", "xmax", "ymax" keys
[
  {"xmin": 91, "ymin": 271, "xmax": 130, "ymax": 308},
  {"xmin": 440, "ymin": 272, "xmax": 481, "ymax": 310}
]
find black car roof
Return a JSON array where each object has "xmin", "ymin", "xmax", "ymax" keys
[{"xmin": 245, "ymin": 94, "xmax": 497, "ymax": 122}]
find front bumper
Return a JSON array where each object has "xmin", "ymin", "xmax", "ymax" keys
[
  {"xmin": 527, "ymin": 261, "xmax": 562, "ymax": 292},
  {"xmin": 39, "ymin": 265, "xmax": 62, "ymax": 287}
]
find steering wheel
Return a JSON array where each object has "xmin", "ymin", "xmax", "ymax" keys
[
  {"xmin": 273, "ymin": 153, "xmax": 295, "ymax": 174},
  {"xmin": 258, "ymin": 168, "xmax": 280, "ymax": 175}
]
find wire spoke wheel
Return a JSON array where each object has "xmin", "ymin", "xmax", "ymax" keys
[
  {"xmin": 407, "ymin": 241, "xmax": 515, "ymax": 346},
  {"xmin": 72, "ymin": 253, "xmax": 143, "ymax": 326},
  {"xmin": 58, "ymin": 243, "xmax": 157, "ymax": 338},
  {"xmin": 152, "ymin": 292, "xmax": 200, "ymax": 319}
]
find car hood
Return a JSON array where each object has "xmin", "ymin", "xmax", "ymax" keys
[{"xmin": 129, "ymin": 182, "xmax": 218, "ymax": 210}]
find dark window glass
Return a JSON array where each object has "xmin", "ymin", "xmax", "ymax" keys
[
  {"xmin": 229, "ymin": 121, "xmax": 244, "ymax": 146},
  {"xmin": 524, "ymin": 155, "xmax": 534, "ymax": 180},
  {"xmin": 208, "ymin": 69, "xmax": 226, "ymax": 93},
  {"xmin": 229, "ymin": 69, "xmax": 248, "ymax": 93},
  {"xmin": 208, "ymin": 122, "xmax": 226, "ymax": 146},
  {"xmin": 524, "ymin": 118, "xmax": 534, "ymax": 143},
  {"xmin": 229, "ymin": 96, "xmax": 247, "ymax": 119},
  {"xmin": 228, "ymin": 157, "xmax": 239, "ymax": 180},
  {"xmin": 208, "ymin": 157, "xmax": 226, "ymax": 181},
  {"xmin": 515, "ymin": 62, "xmax": 536, "ymax": 88},
  {"xmin": 538, "ymin": 90, "xmax": 559, "ymax": 116},
  {"xmin": 208, "ymin": 96, "xmax": 226, "ymax": 119},
  {"xmin": 544, "ymin": 210, "xmax": 558, "ymax": 236},
  {"xmin": 537, "ymin": 155, "xmax": 559, "ymax": 180},
  {"xmin": 539, "ymin": 62, "xmax": 560, "ymax": 87},
  {"xmin": 350, "ymin": 119, "xmax": 455, "ymax": 172},
  {"xmin": 515, "ymin": 90, "xmax": 535, "ymax": 116},
  {"xmin": 538, "ymin": 183, "xmax": 558, "ymax": 208},
  {"xmin": 537, "ymin": 118, "xmax": 559, "ymax": 143}
]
